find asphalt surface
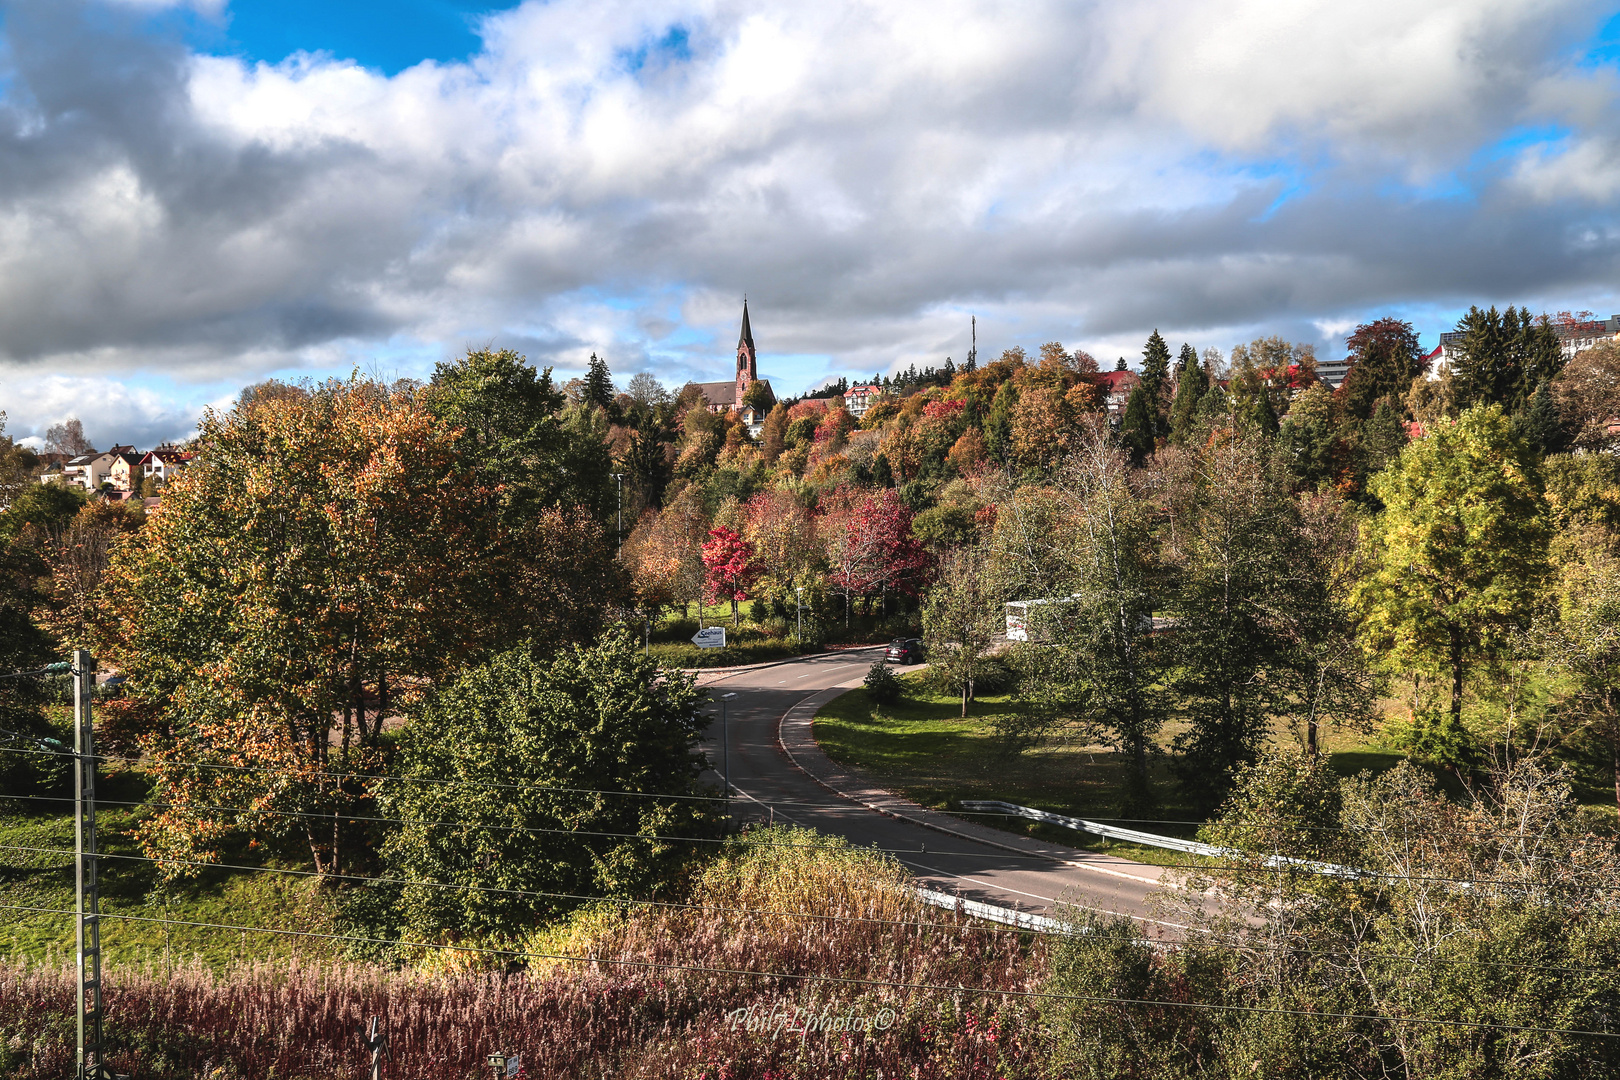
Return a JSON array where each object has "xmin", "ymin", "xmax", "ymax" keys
[{"xmin": 696, "ymin": 646, "xmax": 1182, "ymax": 935}]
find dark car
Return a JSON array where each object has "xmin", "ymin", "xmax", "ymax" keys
[{"xmin": 885, "ymin": 637, "xmax": 924, "ymax": 664}]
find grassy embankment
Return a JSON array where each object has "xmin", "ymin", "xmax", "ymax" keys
[
  {"xmin": 812, "ymin": 672, "xmax": 1419, "ymax": 867},
  {"xmin": 0, "ymin": 763, "xmax": 344, "ymax": 969},
  {"xmin": 0, "ymin": 827, "xmax": 1051, "ymax": 1080}
]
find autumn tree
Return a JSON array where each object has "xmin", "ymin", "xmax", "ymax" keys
[
  {"xmin": 44, "ymin": 417, "xmax": 93, "ymax": 457},
  {"xmin": 623, "ymin": 485, "xmax": 709, "ymax": 619},
  {"xmin": 94, "ymin": 378, "xmax": 543, "ymax": 877},
  {"xmin": 1551, "ymin": 339, "xmax": 1620, "ymax": 451},
  {"xmin": 30, "ymin": 500, "xmax": 145, "ymax": 651},
  {"xmin": 1337, "ymin": 318, "xmax": 1425, "ymax": 423},
  {"xmin": 922, "ymin": 547, "xmax": 1002, "ymax": 716},
  {"xmin": 701, "ymin": 526, "xmax": 760, "ymax": 625},
  {"xmin": 742, "ymin": 489, "xmax": 819, "ymax": 601},
  {"xmin": 823, "ymin": 488, "xmax": 931, "ymax": 624},
  {"xmin": 1353, "ymin": 404, "xmax": 1550, "ymax": 729}
]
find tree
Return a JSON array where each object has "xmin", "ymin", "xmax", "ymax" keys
[
  {"xmin": 626, "ymin": 371, "xmax": 670, "ymax": 407},
  {"xmin": 376, "ymin": 632, "xmax": 719, "ymax": 940},
  {"xmin": 94, "ymin": 378, "xmax": 537, "ymax": 877},
  {"xmin": 1336, "ymin": 318, "xmax": 1425, "ymax": 423},
  {"xmin": 1277, "ymin": 383, "xmax": 1340, "ymax": 491},
  {"xmin": 1163, "ymin": 436, "xmax": 1301, "ymax": 810},
  {"xmin": 1353, "ymin": 404, "xmax": 1550, "ymax": 728},
  {"xmin": 1541, "ymin": 538, "xmax": 1620, "ymax": 820},
  {"xmin": 44, "ymin": 417, "xmax": 93, "ymax": 457},
  {"xmin": 30, "ymin": 500, "xmax": 145, "ymax": 651},
  {"xmin": 922, "ymin": 548, "xmax": 1002, "ymax": 716},
  {"xmin": 983, "ymin": 381, "xmax": 1018, "ymax": 462},
  {"xmin": 1168, "ymin": 343, "xmax": 1206, "ymax": 444},
  {"xmin": 624, "ymin": 486, "xmax": 709, "ymax": 620},
  {"xmin": 1118, "ymin": 385, "xmax": 1155, "ymax": 464},
  {"xmin": 1360, "ymin": 398, "xmax": 1408, "ymax": 477},
  {"xmin": 823, "ymin": 488, "xmax": 930, "ymax": 624},
  {"xmin": 1514, "ymin": 379, "xmax": 1566, "ymax": 456},
  {"xmin": 584, "ymin": 352, "xmax": 616, "ymax": 411},
  {"xmin": 1140, "ymin": 331, "xmax": 1171, "ymax": 415},
  {"xmin": 1551, "ymin": 339, "xmax": 1620, "ymax": 451},
  {"xmin": 1052, "ymin": 426, "xmax": 1163, "ymax": 803},
  {"xmin": 1450, "ymin": 305, "xmax": 1562, "ymax": 415},
  {"xmin": 701, "ymin": 526, "xmax": 760, "ymax": 625}
]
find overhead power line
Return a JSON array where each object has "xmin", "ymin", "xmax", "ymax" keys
[{"xmin": 0, "ymin": 901, "xmax": 1612, "ymax": 1040}]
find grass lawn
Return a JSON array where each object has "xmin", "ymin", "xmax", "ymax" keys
[
  {"xmin": 0, "ymin": 765, "xmax": 344, "ymax": 971},
  {"xmin": 813, "ymin": 674, "xmax": 1416, "ymax": 867}
]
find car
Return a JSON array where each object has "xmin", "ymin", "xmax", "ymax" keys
[{"xmin": 885, "ymin": 637, "xmax": 924, "ymax": 664}]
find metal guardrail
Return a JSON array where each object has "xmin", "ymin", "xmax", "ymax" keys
[
  {"xmin": 914, "ymin": 887, "xmax": 1065, "ymax": 934},
  {"xmin": 958, "ymin": 799, "xmax": 1365, "ymax": 880}
]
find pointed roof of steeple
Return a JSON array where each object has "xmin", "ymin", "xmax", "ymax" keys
[{"xmin": 738, "ymin": 299, "xmax": 755, "ymax": 351}]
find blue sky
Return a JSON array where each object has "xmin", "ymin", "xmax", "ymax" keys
[
  {"xmin": 0, "ymin": 0, "xmax": 1618, "ymax": 447},
  {"xmin": 185, "ymin": 1, "xmax": 513, "ymax": 75}
]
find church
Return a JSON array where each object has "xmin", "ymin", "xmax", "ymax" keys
[{"xmin": 693, "ymin": 300, "xmax": 775, "ymax": 435}]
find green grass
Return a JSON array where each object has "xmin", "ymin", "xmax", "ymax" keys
[
  {"xmin": 0, "ymin": 766, "xmax": 343, "ymax": 971},
  {"xmin": 812, "ymin": 675, "xmax": 1429, "ymax": 867},
  {"xmin": 813, "ymin": 676, "xmax": 1209, "ymax": 866}
]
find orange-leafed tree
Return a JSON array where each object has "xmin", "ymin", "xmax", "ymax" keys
[{"xmin": 91, "ymin": 378, "xmax": 524, "ymax": 877}]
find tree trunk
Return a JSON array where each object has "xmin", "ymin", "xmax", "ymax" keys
[{"xmin": 1448, "ymin": 627, "xmax": 1465, "ymax": 725}]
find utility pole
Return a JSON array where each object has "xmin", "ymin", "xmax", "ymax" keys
[
  {"xmin": 610, "ymin": 473, "xmax": 624, "ymax": 554},
  {"xmin": 362, "ymin": 1016, "xmax": 388, "ymax": 1080},
  {"xmin": 74, "ymin": 648, "xmax": 105, "ymax": 1080}
]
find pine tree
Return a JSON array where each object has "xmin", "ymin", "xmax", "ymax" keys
[
  {"xmin": 1451, "ymin": 305, "xmax": 1563, "ymax": 414},
  {"xmin": 1361, "ymin": 399, "xmax": 1408, "ymax": 476},
  {"xmin": 584, "ymin": 352, "xmax": 615, "ymax": 410},
  {"xmin": 1140, "ymin": 331, "xmax": 1172, "ymax": 408},
  {"xmin": 1115, "ymin": 356, "xmax": 1128, "ymax": 372},
  {"xmin": 1169, "ymin": 343, "xmax": 1207, "ymax": 444},
  {"xmin": 1514, "ymin": 379, "xmax": 1566, "ymax": 456},
  {"xmin": 1119, "ymin": 386, "xmax": 1155, "ymax": 464},
  {"xmin": 985, "ymin": 381, "xmax": 1018, "ymax": 462}
]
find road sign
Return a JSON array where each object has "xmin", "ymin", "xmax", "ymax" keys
[{"xmin": 692, "ymin": 626, "xmax": 727, "ymax": 649}]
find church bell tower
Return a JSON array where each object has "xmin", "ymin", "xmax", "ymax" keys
[{"xmin": 735, "ymin": 299, "xmax": 757, "ymax": 405}]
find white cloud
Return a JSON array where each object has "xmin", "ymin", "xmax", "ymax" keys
[{"xmin": 0, "ymin": 0, "xmax": 1616, "ymax": 438}]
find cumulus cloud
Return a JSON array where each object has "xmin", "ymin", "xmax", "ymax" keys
[{"xmin": 0, "ymin": 0, "xmax": 1618, "ymax": 440}]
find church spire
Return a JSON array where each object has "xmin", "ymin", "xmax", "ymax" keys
[{"xmin": 738, "ymin": 298, "xmax": 755, "ymax": 351}]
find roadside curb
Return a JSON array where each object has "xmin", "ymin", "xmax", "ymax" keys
[{"xmin": 773, "ymin": 681, "xmax": 1168, "ymax": 891}]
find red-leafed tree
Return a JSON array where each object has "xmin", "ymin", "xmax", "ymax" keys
[
  {"xmin": 701, "ymin": 526, "xmax": 760, "ymax": 625},
  {"xmin": 822, "ymin": 488, "xmax": 933, "ymax": 624}
]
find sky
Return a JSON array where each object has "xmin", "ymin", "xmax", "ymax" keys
[{"xmin": 1, "ymin": 0, "xmax": 1620, "ymax": 448}]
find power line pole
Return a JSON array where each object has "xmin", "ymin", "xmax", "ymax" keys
[
  {"xmin": 74, "ymin": 648, "xmax": 106, "ymax": 1080},
  {"xmin": 610, "ymin": 473, "xmax": 624, "ymax": 554}
]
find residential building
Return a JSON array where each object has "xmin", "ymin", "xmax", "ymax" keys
[
  {"xmin": 693, "ymin": 300, "xmax": 776, "ymax": 436},
  {"xmin": 1094, "ymin": 369, "xmax": 1141, "ymax": 416},
  {"xmin": 845, "ymin": 382, "xmax": 882, "ymax": 418},
  {"xmin": 107, "ymin": 449, "xmax": 143, "ymax": 492},
  {"xmin": 140, "ymin": 445, "xmax": 194, "ymax": 486}
]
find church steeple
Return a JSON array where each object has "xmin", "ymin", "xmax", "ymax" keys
[
  {"xmin": 735, "ymin": 299, "xmax": 758, "ymax": 400},
  {"xmin": 738, "ymin": 299, "xmax": 755, "ymax": 353}
]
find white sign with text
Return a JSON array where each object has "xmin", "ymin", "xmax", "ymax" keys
[{"xmin": 692, "ymin": 626, "xmax": 727, "ymax": 649}]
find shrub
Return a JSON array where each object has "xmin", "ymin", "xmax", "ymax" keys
[{"xmin": 864, "ymin": 662, "xmax": 902, "ymax": 706}]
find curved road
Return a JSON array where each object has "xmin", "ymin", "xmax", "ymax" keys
[{"xmin": 696, "ymin": 646, "xmax": 1181, "ymax": 935}]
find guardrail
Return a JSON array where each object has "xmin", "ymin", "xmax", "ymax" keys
[
  {"xmin": 914, "ymin": 888, "xmax": 1065, "ymax": 934},
  {"xmin": 958, "ymin": 799, "xmax": 1364, "ymax": 880}
]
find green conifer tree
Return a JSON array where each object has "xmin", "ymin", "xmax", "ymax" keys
[
  {"xmin": 584, "ymin": 352, "xmax": 615, "ymax": 411},
  {"xmin": 1119, "ymin": 385, "xmax": 1156, "ymax": 464},
  {"xmin": 1168, "ymin": 344, "xmax": 1206, "ymax": 444}
]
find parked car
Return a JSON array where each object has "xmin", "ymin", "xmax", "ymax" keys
[{"xmin": 885, "ymin": 637, "xmax": 925, "ymax": 664}]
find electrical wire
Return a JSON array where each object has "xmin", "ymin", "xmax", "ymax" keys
[
  {"xmin": 0, "ymin": 901, "xmax": 1612, "ymax": 1039},
  {"xmin": 7, "ymin": 841, "xmax": 1617, "ymax": 979},
  {"xmin": 4, "ymin": 789, "xmax": 1613, "ymax": 894},
  {"xmin": 0, "ymin": 741, "xmax": 1599, "ymax": 845}
]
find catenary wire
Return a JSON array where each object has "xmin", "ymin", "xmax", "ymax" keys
[
  {"xmin": 2, "ymin": 789, "xmax": 1615, "ymax": 894},
  {"xmin": 0, "ymin": 901, "xmax": 1612, "ymax": 1039},
  {"xmin": 0, "ymin": 742, "xmax": 1596, "ymax": 844},
  {"xmin": 8, "ymin": 841, "xmax": 1618, "ymax": 979}
]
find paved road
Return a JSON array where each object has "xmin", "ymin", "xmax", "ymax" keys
[{"xmin": 696, "ymin": 647, "xmax": 1182, "ymax": 935}]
